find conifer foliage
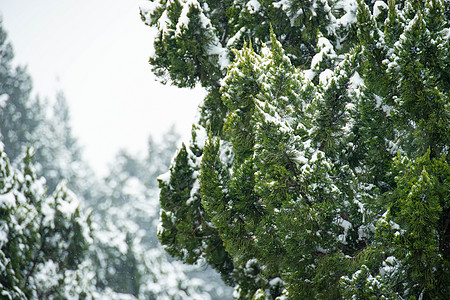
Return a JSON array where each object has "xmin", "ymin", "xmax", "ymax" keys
[
  {"xmin": 0, "ymin": 146, "xmax": 95, "ymax": 299},
  {"xmin": 142, "ymin": 0, "xmax": 449, "ymax": 298}
]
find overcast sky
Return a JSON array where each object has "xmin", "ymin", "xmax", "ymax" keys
[{"xmin": 0, "ymin": 0, "xmax": 204, "ymax": 175}]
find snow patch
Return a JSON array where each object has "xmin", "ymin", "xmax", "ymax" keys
[
  {"xmin": 319, "ymin": 69, "xmax": 334, "ymax": 87},
  {"xmin": 0, "ymin": 226, "xmax": 8, "ymax": 247},
  {"xmin": 0, "ymin": 94, "xmax": 9, "ymax": 108},
  {"xmin": 247, "ymin": 0, "xmax": 261, "ymax": 14},
  {"xmin": 373, "ymin": 1, "xmax": 388, "ymax": 19},
  {"xmin": 0, "ymin": 191, "xmax": 15, "ymax": 209},
  {"xmin": 349, "ymin": 71, "xmax": 365, "ymax": 97},
  {"xmin": 58, "ymin": 196, "xmax": 79, "ymax": 216},
  {"xmin": 269, "ymin": 277, "xmax": 284, "ymax": 287},
  {"xmin": 158, "ymin": 9, "xmax": 171, "ymax": 35},
  {"xmin": 139, "ymin": 1, "xmax": 162, "ymax": 15},
  {"xmin": 374, "ymin": 94, "xmax": 393, "ymax": 115},
  {"xmin": 337, "ymin": 217, "xmax": 353, "ymax": 244},
  {"xmin": 335, "ymin": 0, "xmax": 358, "ymax": 28},
  {"xmin": 311, "ymin": 36, "xmax": 336, "ymax": 71},
  {"xmin": 227, "ymin": 27, "xmax": 245, "ymax": 48},
  {"xmin": 302, "ymin": 69, "xmax": 316, "ymax": 81},
  {"xmin": 157, "ymin": 170, "xmax": 171, "ymax": 183},
  {"xmin": 187, "ymin": 177, "xmax": 199, "ymax": 205},
  {"xmin": 210, "ymin": 44, "xmax": 230, "ymax": 70}
]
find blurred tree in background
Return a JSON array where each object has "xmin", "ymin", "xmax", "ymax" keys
[{"xmin": 1, "ymin": 18, "xmax": 231, "ymax": 299}]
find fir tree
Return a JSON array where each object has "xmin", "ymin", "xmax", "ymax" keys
[
  {"xmin": 141, "ymin": 0, "xmax": 449, "ymax": 298},
  {"xmin": 0, "ymin": 146, "xmax": 96, "ymax": 299}
]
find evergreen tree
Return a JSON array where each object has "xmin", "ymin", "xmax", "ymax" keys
[
  {"xmin": 0, "ymin": 20, "xmax": 43, "ymax": 165},
  {"xmin": 90, "ymin": 128, "xmax": 232, "ymax": 299},
  {"xmin": 0, "ymin": 146, "xmax": 96, "ymax": 299},
  {"xmin": 142, "ymin": 0, "xmax": 450, "ymax": 298},
  {"xmin": 0, "ymin": 20, "xmax": 89, "ymax": 195},
  {"xmin": 1, "ymin": 19, "xmax": 229, "ymax": 299}
]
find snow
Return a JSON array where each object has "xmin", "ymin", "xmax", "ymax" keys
[
  {"xmin": 269, "ymin": 277, "xmax": 283, "ymax": 287},
  {"xmin": 42, "ymin": 200, "xmax": 56, "ymax": 228},
  {"xmin": 335, "ymin": 0, "xmax": 358, "ymax": 28},
  {"xmin": 319, "ymin": 69, "xmax": 334, "ymax": 87},
  {"xmin": 246, "ymin": 0, "xmax": 261, "ymax": 14},
  {"xmin": 0, "ymin": 93, "xmax": 9, "ymax": 108},
  {"xmin": 373, "ymin": 1, "xmax": 388, "ymax": 19},
  {"xmin": 58, "ymin": 195, "xmax": 79, "ymax": 216},
  {"xmin": 316, "ymin": 246, "xmax": 330, "ymax": 254},
  {"xmin": 96, "ymin": 227, "xmax": 128, "ymax": 254},
  {"xmin": 443, "ymin": 28, "xmax": 450, "ymax": 40},
  {"xmin": 33, "ymin": 260, "xmax": 62, "ymax": 290},
  {"xmin": 139, "ymin": 0, "xmax": 162, "ymax": 16},
  {"xmin": 158, "ymin": 10, "xmax": 171, "ymax": 35},
  {"xmin": 259, "ymin": 109, "xmax": 290, "ymax": 133},
  {"xmin": 0, "ymin": 226, "xmax": 7, "ymax": 247},
  {"xmin": 176, "ymin": 6, "xmax": 190, "ymax": 34},
  {"xmin": 273, "ymin": 0, "xmax": 289, "ymax": 11},
  {"xmin": 232, "ymin": 286, "xmax": 241, "ymax": 299},
  {"xmin": 386, "ymin": 139, "xmax": 400, "ymax": 155},
  {"xmin": 209, "ymin": 44, "xmax": 230, "ymax": 70},
  {"xmin": 227, "ymin": 27, "xmax": 245, "ymax": 48},
  {"xmin": 380, "ymin": 256, "xmax": 397, "ymax": 276},
  {"xmin": 0, "ymin": 191, "xmax": 15, "ymax": 209},
  {"xmin": 187, "ymin": 178, "xmax": 199, "ymax": 205},
  {"xmin": 219, "ymin": 140, "xmax": 234, "ymax": 167},
  {"xmin": 311, "ymin": 36, "xmax": 336, "ymax": 71},
  {"xmin": 302, "ymin": 69, "xmax": 316, "ymax": 82},
  {"xmin": 157, "ymin": 170, "xmax": 171, "ymax": 183},
  {"xmin": 175, "ymin": 0, "xmax": 217, "ymax": 41},
  {"xmin": 349, "ymin": 71, "xmax": 364, "ymax": 97},
  {"xmin": 374, "ymin": 94, "xmax": 393, "ymax": 115},
  {"xmin": 302, "ymin": 139, "xmax": 312, "ymax": 149},
  {"xmin": 310, "ymin": 150, "xmax": 323, "ymax": 163},
  {"xmin": 176, "ymin": 0, "xmax": 202, "ymax": 35},
  {"xmin": 295, "ymin": 153, "xmax": 308, "ymax": 165},
  {"xmin": 337, "ymin": 217, "xmax": 353, "ymax": 244}
]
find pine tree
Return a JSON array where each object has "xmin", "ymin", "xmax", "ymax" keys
[
  {"xmin": 0, "ymin": 21, "xmax": 89, "ymax": 196},
  {"xmin": 339, "ymin": 1, "xmax": 450, "ymax": 299},
  {"xmin": 158, "ymin": 129, "xmax": 235, "ymax": 284},
  {"xmin": 0, "ymin": 146, "xmax": 96, "ymax": 299},
  {"xmin": 141, "ymin": 0, "xmax": 449, "ymax": 298},
  {"xmin": 1, "ymin": 18, "xmax": 234, "ymax": 299},
  {"xmin": 0, "ymin": 21, "xmax": 43, "ymax": 164},
  {"xmin": 140, "ymin": 0, "xmax": 360, "ymax": 136}
]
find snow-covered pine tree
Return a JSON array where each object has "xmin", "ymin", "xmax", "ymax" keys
[
  {"xmin": 0, "ymin": 20, "xmax": 44, "ymax": 166},
  {"xmin": 0, "ymin": 146, "xmax": 96, "ymax": 299},
  {"xmin": 158, "ymin": 128, "xmax": 236, "ymax": 285},
  {"xmin": 139, "ymin": 0, "xmax": 359, "ymax": 136},
  {"xmin": 88, "ymin": 128, "xmax": 232, "ymax": 299},
  {"xmin": 0, "ymin": 21, "xmax": 90, "ymax": 196},
  {"xmin": 142, "ymin": 0, "xmax": 449, "ymax": 298},
  {"xmin": 35, "ymin": 92, "xmax": 86, "ymax": 193},
  {"xmin": 1, "ymin": 19, "xmax": 230, "ymax": 298},
  {"xmin": 339, "ymin": 1, "xmax": 450, "ymax": 299}
]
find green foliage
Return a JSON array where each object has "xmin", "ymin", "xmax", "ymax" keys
[
  {"xmin": 2, "ymin": 18, "xmax": 231, "ymax": 299},
  {"xmin": 380, "ymin": 151, "xmax": 450, "ymax": 298},
  {"xmin": 0, "ymin": 147, "xmax": 95, "ymax": 299},
  {"xmin": 158, "ymin": 131, "xmax": 235, "ymax": 284},
  {"xmin": 144, "ymin": 0, "xmax": 450, "ymax": 298},
  {"xmin": 340, "ymin": 264, "xmax": 397, "ymax": 300}
]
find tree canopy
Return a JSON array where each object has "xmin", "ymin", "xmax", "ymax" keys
[{"xmin": 141, "ymin": 0, "xmax": 450, "ymax": 298}]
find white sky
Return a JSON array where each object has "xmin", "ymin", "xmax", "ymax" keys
[{"xmin": 0, "ymin": 0, "xmax": 204, "ymax": 175}]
